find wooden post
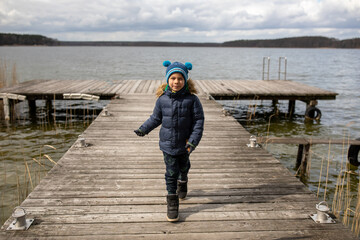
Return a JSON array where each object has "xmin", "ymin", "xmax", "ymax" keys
[
  {"xmin": 301, "ymin": 144, "xmax": 311, "ymax": 174},
  {"xmin": 288, "ymin": 100, "xmax": 295, "ymax": 117},
  {"xmin": 272, "ymin": 99, "xmax": 279, "ymax": 114},
  {"xmin": 28, "ymin": 99, "xmax": 37, "ymax": 122},
  {"xmin": 46, "ymin": 99, "xmax": 53, "ymax": 122},
  {"xmin": 296, "ymin": 144, "xmax": 304, "ymax": 169},
  {"xmin": 3, "ymin": 97, "xmax": 10, "ymax": 121},
  {"xmin": 296, "ymin": 143, "xmax": 311, "ymax": 176}
]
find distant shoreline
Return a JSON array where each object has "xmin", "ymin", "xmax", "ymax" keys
[{"xmin": 1, "ymin": 33, "xmax": 359, "ymax": 48}]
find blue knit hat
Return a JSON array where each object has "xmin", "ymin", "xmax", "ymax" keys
[{"xmin": 163, "ymin": 61, "xmax": 192, "ymax": 83}]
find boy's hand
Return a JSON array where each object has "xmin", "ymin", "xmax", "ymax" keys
[
  {"xmin": 185, "ymin": 143, "xmax": 195, "ymax": 154},
  {"xmin": 134, "ymin": 129, "xmax": 145, "ymax": 137}
]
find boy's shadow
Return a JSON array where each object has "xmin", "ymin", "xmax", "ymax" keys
[
  {"xmin": 178, "ymin": 180, "xmax": 315, "ymax": 222},
  {"xmin": 179, "ymin": 189, "xmax": 227, "ymax": 221}
]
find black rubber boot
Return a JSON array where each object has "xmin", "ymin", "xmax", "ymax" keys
[
  {"xmin": 177, "ymin": 180, "xmax": 188, "ymax": 199},
  {"xmin": 166, "ymin": 194, "xmax": 179, "ymax": 222}
]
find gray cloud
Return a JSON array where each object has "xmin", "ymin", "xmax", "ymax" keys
[{"xmin": 0, "ymin": 0, "xmax": 359, "ymax": 41}]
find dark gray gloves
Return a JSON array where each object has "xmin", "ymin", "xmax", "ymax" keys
[
  {"xmin": 134, "ymin": 129, "xmax": 145, "ymax": 137},
  {"xmin": 185, "ymin": 143, "xmax": 195, "ymax": 154}
]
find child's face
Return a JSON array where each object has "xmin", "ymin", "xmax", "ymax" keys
[{"xmin": 168, "ymin": 73, "xmax": 185, "ymax": 92}]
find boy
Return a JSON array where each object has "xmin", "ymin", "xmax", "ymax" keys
[{"xmin": 134, "ymin": 61, "xmax": 204, "ymax": 222}]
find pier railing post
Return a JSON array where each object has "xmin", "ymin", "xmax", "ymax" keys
[
  {"xmin": 262, "ymin": 57, "xmax": 270, "ymax": 80},
  {"xmin": 278, "ymin": 57, "xmax": 287, "ymax": 80}
]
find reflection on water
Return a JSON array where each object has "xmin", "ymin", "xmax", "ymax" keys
[{"xmin": 0, "ymin": 99, "xmax": 107, "ymax": 225}]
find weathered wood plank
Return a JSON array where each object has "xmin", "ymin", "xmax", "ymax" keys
[
  {"xmin": 1, "ymin": 230, "xmax": 354, "ymax": 240},
  {"xmin": 1, "ymin": 221, "xmax": 356, "ymax": 240},
  {"xmin": 21, "ymin": 194, "xmax": 317, "ymax": 206},
  {"xmin": 13, "ymin": 202, "xmax": 317, "ymax": 214}
]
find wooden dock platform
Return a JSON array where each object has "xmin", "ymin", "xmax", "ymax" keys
[
  {"xmin": 0, "ymin": 90, "xmax": 357, "ymax": 239},
  {"xmin": 0, "ymin": 79, "xmax": 337, "ymax": 100},
  {"xmin": 0, "ymin": 79, "xmax": 337, "ymax": 121}
]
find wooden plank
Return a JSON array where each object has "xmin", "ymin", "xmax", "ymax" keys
[
  {"xmin": 147, "ymin": 79, "xmax": 160, "ymax": 94},
  {"xmin": 12, "ymin": 202, "xmax": 316, "ymax": 214},
  {"xmin": 193, "ymin": 79, "xmax": 209, "ymax": 95},
  {"xmin": 54, "ymin": 80, "xmax": 93, "ymax": 94},
  {"xmin": 1, "ymin": 230, "xmax": 354, "ymax": 240},
  {"xmin": 98, "ymin": 80, "xmax": 119, "ymax": 94},
  {"xmin": 122, "ymin": 80, "xmax": 139, "ymax": 94},
  {"xmin": 103, "ymin": 80, "xmax": 124, "ymax": 94},
  {"xmin": 127, "ymin": 80, "xmax": 142, "ymax": 93},
  {"xmin": 20, "ymin": 79, "xmax": 58, "ymax": 93},
  {"xmin": 1, "ymin": 220, "xmax": 356, "ymax": 239},
  {"xmin": 115, "ymin": 80, "xmax": 131, "ymax": 94},
  {"xmin": 136, "ymin": 79, "xmax": 152, "ymax": 93},
  {"xmin": 20, "ymin": 194, "xmax": 317, "ymax": 207}
]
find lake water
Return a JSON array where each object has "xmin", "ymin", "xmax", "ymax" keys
[{"xmin": 0, "ymin": 46, "xmax": 359, "ymax": 227}]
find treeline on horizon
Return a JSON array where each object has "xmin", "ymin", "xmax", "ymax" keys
[{"xmin": 1, "ymin": 33, "xmax": 359, "ymax": 48}]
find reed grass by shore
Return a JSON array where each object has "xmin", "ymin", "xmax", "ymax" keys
[
  {"xmin": 0, "ymin": 115, "xmax": 94, "ymax": 226},
  {"xmin": 0, "ymin": 58, "xmax": 18, "ymax": 120},
  {"xmin": 0, "ymin": 58, "xmax": 18, "ymax": 89},
  {"xmin": 0, "ymin": 87, "xmax": 97, "ymax": 226},
  {"xmin": 0, "ymin": 144, "xmax": 58, "ymax": 225},
  {"xmin": 221, "ymin": 97, "xmax": 360, "ymax": 237}
]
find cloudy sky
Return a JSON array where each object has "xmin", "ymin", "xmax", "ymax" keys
[{"xmin": 1, "ymin": 0, "xmax": 359, "ymax": 42}]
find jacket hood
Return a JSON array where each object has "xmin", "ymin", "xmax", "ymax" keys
[{"xmin": 156, "ymin": 79, "xmax": 198, "ymax": 97}]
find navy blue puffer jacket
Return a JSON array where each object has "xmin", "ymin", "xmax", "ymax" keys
[{"xmin": 139, "ymin": 81, "xmax": 204, "ymax": 156}]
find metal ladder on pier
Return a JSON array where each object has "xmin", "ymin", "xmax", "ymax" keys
[
  {"xmin": 262, "ymin": 56, "xmax": 287, "ymax": 80},
  {"xmin": 261, "ymin": 57, "xmax": 322, "ymax": 120}
]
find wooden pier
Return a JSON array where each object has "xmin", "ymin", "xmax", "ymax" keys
[
  {"xmin": 0, "ymin": 79, "xmax": 337, "ymax": 101},
  {"xmin": 0, "ymin": 79, "xmax": 337, "ymax": 121},
  {"xmin": 1, "ymin": 80, "xmax": 357, "ymax": 239}
]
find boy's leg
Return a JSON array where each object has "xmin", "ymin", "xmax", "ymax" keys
[
  {"xmin": 177, "ymin": 153, "xmax": 191, "ymax": 199},
  {"xmin": 163, "ymin": 152, "xmax": 180, "ymax": 194},
  {"xmin": 163, "ymin": 152, "xmax": 180, "ymax": 222},
  {"xmin": 178, "ymin": 153, "xmax": 191, "ymax": 181}
]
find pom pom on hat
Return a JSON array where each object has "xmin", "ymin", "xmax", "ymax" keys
[
  {"xmin": 163, "ymin": 60, "xmax": 171, "ymax": 67},
  {"xmin": 163, "ymin": 60, "xmax": 192, "ymax": 83}
]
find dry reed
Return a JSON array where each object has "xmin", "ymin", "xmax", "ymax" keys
[
  {"xmin": 0, "ymin": 58, "xmax": 18, "ymax": 88},
  {"xmin": 247, "ymin": 96, "xmax": 259, "ymax": 121},
  {"xmin": 43, "ymin": 154, "xmax": 57, "ymax": 165},
  {"xmin": 323, "ymin": 141, "xmax": 332, "ymax": 200},
  {"xmin": 317, "ymin": 156, "xmax": 325, "ymax": 197},
  {"xmin": 53, "ymin": 94, "xmax": 57, "ymax": 134},
  {"xmin": 24, "ymin": 160, "xmax": 34, "ymax": 190},
  {"xmin": 351, "ymin": 174, "xmax": 360, "ymax": 235},
  {"xmin": 0, "ymin": 142, "xmax": 59, "ymax": 225},
  {"xmin": 332, "ymin": 133, "xmax": 349, "ymax": 218},
  {"xmin": 324, "ymin": 129, "xmax": 360, "ymax": 236},
  {"xmin": 264, "ymin": 113, "xmax": 277, "ymax": 148},
  {"xmin": 0, "ymin": 59, "xmax": 7, "ymax": 88}
]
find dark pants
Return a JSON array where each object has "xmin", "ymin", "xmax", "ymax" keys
[{"xmin": 163, "ymin": 152, "xmax": 191, "ymax": 194}]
